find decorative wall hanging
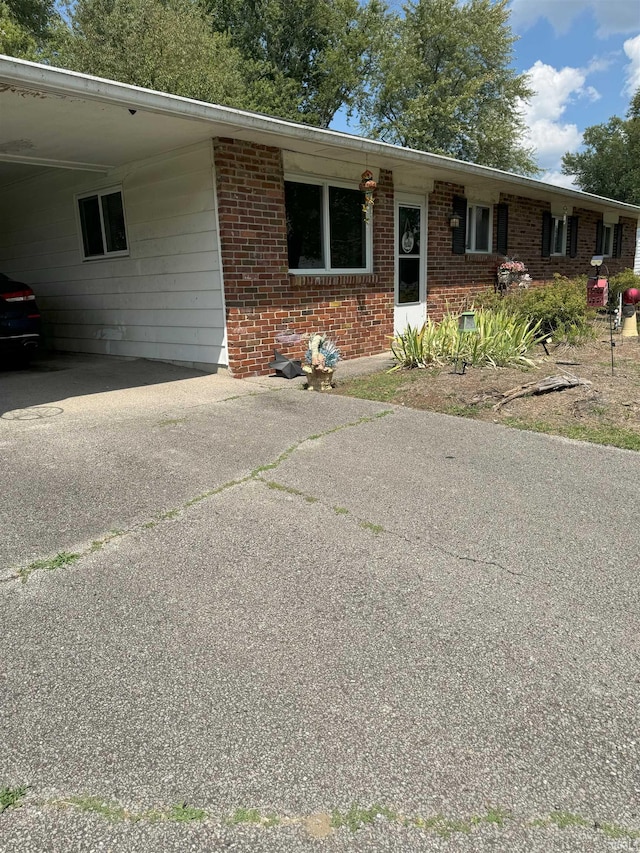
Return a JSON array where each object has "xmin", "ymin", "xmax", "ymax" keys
[{"xmin": 359, "ymin": 170, "xmax": 377, "ymax": 222}]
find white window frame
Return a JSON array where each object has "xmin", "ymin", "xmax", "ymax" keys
[
  {"xmin": 76, "ymin": 186, "xmax": 129, "ymax": 261},
  {"xmin": 466, "ymin": 202, "xmax": 492, "ymax": 254},
  {"xmin": 285, "ymin": 174, "xmax": 373, "ymax": 275},
  {"xmin": 550, "ymin": 215, "xmax": 566, "ymax": 256},
  {"xmin": 602, "ymin": 218, "xmax": 618, "ymax": 257}
]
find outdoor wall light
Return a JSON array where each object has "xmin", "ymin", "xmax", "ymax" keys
[{"xmin": 449, "ymin": 212, "xmax": 461, "ymax": 229}]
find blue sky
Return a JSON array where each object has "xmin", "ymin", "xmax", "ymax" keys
[{"xmin": 332, "ymin": 0, "xmax": 640, "ymax": 188}]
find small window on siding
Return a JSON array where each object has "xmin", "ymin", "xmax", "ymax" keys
[
  {"xmin": 285, "ymin": 179, "xmax": 370, "ymax": 273},
  {"xmin": 77, "ymin": 188, "xmax": 128, "ymax": 259},
  {"xmin": 466, "ymin": 203, "xmax": 492, "ymax": 253}
]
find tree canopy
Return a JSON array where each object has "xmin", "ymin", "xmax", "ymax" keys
[
  {"xmin": 52, "ymin": 0, "xmax": 254, "ymax": 108},
  {"xmin": 0, "ymin": 0, "xmax": 57, "ymax": 57},
  {"xmin": 354, "ymin": 0, "xmax": 538, "ymax": 175},
  {"xmin": 204, "ymin": 0, "xmax": 386, "ymax": 126},
  {"xmin": 561, "ymin": 90, "xmax": 640, "ymax": 205},
  {"xmin": 2, "ymin": 0, "xmax": 540, "ymax": 174}
]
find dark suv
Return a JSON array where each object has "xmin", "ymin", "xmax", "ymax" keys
[{"xmin": 0, "ymin": 273, "xmax": 41, "ymax": 363}]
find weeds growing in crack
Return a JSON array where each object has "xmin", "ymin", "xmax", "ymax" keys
[
  {"xmin": 53, "ymin": 796, "xmax": 207, "ymax": 823},
  {"xmin": 8, "ymin": 413, "xmax": 394, "ymax": 584},
  {"xmin": 359, "ymin": 521, "xmax": 385, "ymax": 535},
  {"xmin": 17, "ymin": 552, "xmax": 80, "ymax": 583},
  {"xmin": 169, "ymin": 802, "xmax": 208, "ymax": 822},
  {"xmin": 16, "ymin": 794, "xmax": 640, "ymax": 841},
  {"xmin": 0, "ymin": 785, "xmax": 28, "ymax": 815}
]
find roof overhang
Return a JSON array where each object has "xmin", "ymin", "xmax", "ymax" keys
[{"xmin": 1, "ymin": 55, "xmax": 639, "ymax": 220}]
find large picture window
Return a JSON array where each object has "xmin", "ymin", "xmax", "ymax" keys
[
  {"xmin": 77, "ymin": 188, "xmax": 128, "ymax": 259},
  {"xmin": 285, "ymin": 179, "xmax": 369, "ymax": 272}
]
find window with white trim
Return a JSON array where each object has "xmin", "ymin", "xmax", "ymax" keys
[
  {"xmin": 77, "ymin": 188, "xmax": 128, "ymax": 259},
  {"xmin": 466, "ymin": 203, "xmax": 492, "ymax": 253},
  {"xmin": 602, "ymin": 223, "xmax": 614, "ymax": 257},
  {"xmin": 285, "ymin": 179, "xmax": 370, "ymax": 272},
  {"xmin": 551, "ymin": 215, "xmax": 566, "ymax": 256}
]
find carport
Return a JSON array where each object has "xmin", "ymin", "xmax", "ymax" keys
[{"xmin": 0, "ymin": 56, "xmax": 386, "ymax": 372}]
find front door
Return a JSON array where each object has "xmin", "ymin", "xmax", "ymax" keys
[{"xmin": 394, "ymin": 195, "xmax": 427, "ymax": 333}]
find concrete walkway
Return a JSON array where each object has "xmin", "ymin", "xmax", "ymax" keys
[{"xmin": 1, "ymin": 354, "xmax": 639, "ymax": 851}]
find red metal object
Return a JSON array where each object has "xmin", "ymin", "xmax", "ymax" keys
[
  {"xmin": 622, "ymin": 288, "xmax": 640, "ymax": 305},
  {"xmin": 587, "ymin": 277, "xmax": 608, "ymax": 308}
]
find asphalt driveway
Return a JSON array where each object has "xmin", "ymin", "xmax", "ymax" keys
[{"xmin": 1, "ymin": 355, "xmax": 639, "ymax": 851}]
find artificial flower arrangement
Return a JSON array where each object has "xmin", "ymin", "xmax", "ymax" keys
[
  {"xmin": 497, "ymin": 258, "xmax": 527, "ymax": 275},
  {"xmin": 305, "ymin": 332, "xmax": 341, "ymax": 369}
]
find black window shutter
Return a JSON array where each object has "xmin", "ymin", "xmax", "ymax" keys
[
  {"xmin": 595, "ymin": 219, "xmax": 604, "ymax": 254},
  {"xmin": 541, "ymin": 211, "xmax": 552, "ymax": 257},
  {"xmin": 451, "ymin": 195, "xmax": 467, "ymax": 255},
  {"xmin": 496, "ymin": 203, "xmax": 508, "ymax": 255},
  {"xmin": 568, "ymin": 216, "xmax": 579, "ymax": 258},
  {"xmin": 613, "ymin": 223, "xmax": 623, "ymax": 258}
]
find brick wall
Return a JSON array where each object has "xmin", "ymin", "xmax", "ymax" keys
[
  {"xmin": 214, "ymin": 140, "xmax": 637, "ymax": 376},
  {"xmin": 214, "ymin": 137, "xmax": 394, "ymax": 377},
  {"xmin": 426, "ymin": 181, "xmax": 638, "ymax": 318},
  {"xmin": 427, "ymin": 180, "xmax": 486, "ymax": 317}
]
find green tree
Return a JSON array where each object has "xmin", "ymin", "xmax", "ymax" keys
[
  {"xmin": 205, "ymin": 0, "xmax": 386, "ymax": 126},
  {"xmin": 355, "ymin": 0, "xmax": 538, "ymax": 175},
  {"xmin": 561, "ymin": 90, "xmax": 640, "ymax": 205},
  {"xmin": 0, "ymin": 0, "xmax": 57, "ymax": 57},
  {"xmin": 53, "ymin": 0, "xmax": 254, "ymax": 108}
]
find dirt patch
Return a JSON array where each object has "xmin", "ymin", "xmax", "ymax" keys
[
  {"xmin": 304, "ymin": 812, "xmax": 333, "ymax": 839},
  {"xmin": 336, "ymin": 331, "xmax": 640, "ymax": 448}
]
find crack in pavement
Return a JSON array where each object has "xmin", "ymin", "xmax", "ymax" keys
[
  {"xmin": 3, "ymin": 793, "xmax": 639, "ymax": 844},
  {"xmin": 2, "ymin": 410, "xmax": 394, "ymax": 585},
  {"xmin": 253, "ymin": 475, "xmax": 532, "ymax": 584}
]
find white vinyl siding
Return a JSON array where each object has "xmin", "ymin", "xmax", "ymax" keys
[{"xmin": 0, "ymin": 142, "xmax": 226, "ymax": 368}]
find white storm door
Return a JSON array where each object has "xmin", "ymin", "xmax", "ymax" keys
[{"xmin": 394, "ymin": 195, "xmax": 427, "ymax": 333}]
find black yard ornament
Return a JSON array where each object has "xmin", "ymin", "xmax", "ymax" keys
[{"xmin": 269, "ymin": 350, "xmax": 304, "ymax": 379}]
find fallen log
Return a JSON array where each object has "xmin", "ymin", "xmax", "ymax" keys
[{"xmin": 493, "ymin": 373, "xmax": 592, "ymax": 411}]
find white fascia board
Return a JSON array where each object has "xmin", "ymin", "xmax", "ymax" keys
[{"xmin": 2, "ymin": 54, "xmax": 640, "ymax": 220}]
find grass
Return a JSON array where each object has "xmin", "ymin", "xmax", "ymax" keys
[
  {"xmin": 17, "ymin": 552, "xmax": 80, "ymax": 582},
  {"xmin": 336, "ymin": 371, "xmax": 418, "ymax": 402},
  {"xmin": 359, "ymin": 521, "xmax": 385, "ymax": 535},
  {"xmin": 0, "ymin": 785, "xmax": 28, "ymax": 815},
  {"xmin": 337, "ymin": 364, "xmax": 640, "ymax": 452},
  {"xmin": 227, "ymin": 807, "xmax": 263, "ymax": 825},
  {"xmin": 502, "ymin": 418, "xmax": 640, "ymax": 451},
  {"xmin": 10, "ymin": 793, "xmax": 640, "ymax": 841},
  {"xmin": 169, "ymin": 802, "xmax": 208, "ymax": 822},
  {"xmin": 54, "ymin": 796, "xmax": 206, "ymax": 823}
]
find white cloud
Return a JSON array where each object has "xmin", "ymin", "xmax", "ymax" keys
[
  {"xmin": 541, "ymin": 170, "xmax": 579, "ymax": 190},
  {"xmin": 509, "ymin": 0, "xmax": 640, "ymax": 38},
  {"xmin": 519, "ymin": 61, "xmax": 596, "ymax": 169},
  {"xmin": 623, "ymin": 34, "xmax": 640, "ymax": 94}
]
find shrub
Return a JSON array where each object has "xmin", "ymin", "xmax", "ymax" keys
[
  {"xmin": 390, "ymin": 308, "xmax": 542, "ymax": 371},
  {"xmin": 609, "ymin": 269, "xmax": 640, "ymax": 307},
  {"xmin": 476, "ymin": 275, "xmax": 595, "ymax": 344}
]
